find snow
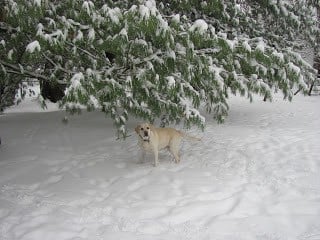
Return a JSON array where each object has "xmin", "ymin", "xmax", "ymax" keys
[
  {"xmin": 156, "ymin": 15, "xmax": 169, "ymax": 36},
  {"xmin": 101, "ymin": 6, "xmax": 122, "ymax": 25},
  {"xmin": 139, "ymin": 5, "xmax": 151, "ymax": 20},
  {"xmin": 172, "ymin": 14, "xmax": 180, "ymax": 23},
  {"xmin": 26, "ymin": 41, "xmax": 41, "ymax": 53},
  {"xmin": 33, "ymin": 0, "xmax": 41, "ymax": 7},
  {"xmin": 119, "ymin": 28, "xmax": 128, "ymax": 39},
  {"xmin": 88, "ymin": 28, "xmax": 95, "ymax": 41},
  {"xmin": 166, "ymin": 49, "xmax": 176, "ymax": 60},
  {"xmin": 256, "ymin": 39, "xmax": 266, "ymax": 53},
  {"xmin": 7, "ymin": 49, "xmax": 13, "ymax": 60},
  {"xmin": 82, "ymin": 1, "xmax": 94, "ymax": 16},
  {"xmin": 36, "ymin": 23, "xmax": 44, "ymax": 37},
  {"xmin": 67, "ymin": 72, "xmax": 84, "ymax": 92},
  {"xmin": 288, "ymin": 62, "xmax": 301, "ymax": 75},
  {"xmin": 272, "ymin": 51, "xmax": 285, "ymax": 63},
  {"xmin": 242, "ymin": 40, "xmax": 252, "ymax": 52},
  {"xmin": 209, "ymin": 65, "xmax": 224, "ymax": 88},
  {"xmin": 89, "ymin": 95, "xmax": 100, "ymax": 108},
  {"xmin": 176, "ymin": 43, "xmax": 186, "ymax": 55},
  {"xmin": 226, "ymin": 39, "xmax": 236, "ymax": 51},
  {"xmin": 1, "ymin": 91, "xmax": 320, "ymax": 240},
  {"xmin": 145, "ymin": 0, "xmax": 157, "ymax": 16},
  {"xmin": 74, "ymin": 30, "xmax": 84, "ymax": 42},
  {"xmin": 280, "ymin": 4, "xmax": 289, "ymax": 17},
  {"xmin": 166, "ymin": 76, "xmax": 175, "ymax": 87},
  {"xmin": 189, "ymin": 19, "xmax": 208, "ymax": 34}
]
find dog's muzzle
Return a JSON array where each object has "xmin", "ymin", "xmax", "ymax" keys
[{"xmin": 140, "ymin": 134, "xmax": 150, "ymax": 142}]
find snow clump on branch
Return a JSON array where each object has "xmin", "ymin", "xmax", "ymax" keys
[
  {"xmin": 26, "ymin": 41, "xmax": 41, "ymax": 53},
  {"xmin": 189, "ymin": 19, "xmax": 208, "ymax": 34}
]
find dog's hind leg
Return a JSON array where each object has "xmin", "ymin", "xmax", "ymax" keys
[
  {"xmin": 169, "ymin": 138, "xmax": 182, "ymax": 163},
  {"xmin": 171, "ymin": 150, "xmax": 180, "ymax": 163}
]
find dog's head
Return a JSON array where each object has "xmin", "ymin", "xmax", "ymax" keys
[{"xmin": 135, "ymin": 123, "xmax": 153, "ymax": 141}]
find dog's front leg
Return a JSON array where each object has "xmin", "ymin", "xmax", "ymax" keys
[
  {"xmin": 138, "ymin": 149, "xmax": 146, "ymax": 164},
  {"xmin": 153, "ymin": 148, "xmax": 159, "ymax": 167}
]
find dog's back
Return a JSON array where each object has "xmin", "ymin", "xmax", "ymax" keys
[{"xmin": 153, "ymin": 127, "xmax": 182, "ymax": 149}]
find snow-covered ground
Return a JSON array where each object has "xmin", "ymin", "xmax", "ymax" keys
[{"xmin": 0, "ymin": 91, "xmax": 320, "ymax": 240}]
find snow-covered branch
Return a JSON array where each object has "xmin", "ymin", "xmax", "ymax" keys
[
  {"xmin": 0, "ymin": 60, "xmax": 66, "ymax": 84},
  {"xmin": 1, "ymin": 0, "xmax": 318, "ymax": 138}
]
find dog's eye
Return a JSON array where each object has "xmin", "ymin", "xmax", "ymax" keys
[
  {"xmin": 146, "ymin": 127, "xmax": 149, "ymax": 130},
  {"xmin": 140, "ymin": 128, "xmax": 144, "ymax": 130}
]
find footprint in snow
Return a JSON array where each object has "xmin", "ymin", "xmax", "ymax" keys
[
  {"xmin": 45, "ymin": 175, "xmax": 63, "ymax": 184},
  {"xmin": 203, "ymin": 172, "xmax": 212, "ymax": 177},
  {"xmin": 115, "ymin": 162, "xmax": 127, "ymax": 169},
  {"xmin": 171, "ymin": 179, "xmax": 184, "ymax": 188},
  {"xmin": 137, "ymin": 222, "xmax": 168, "ymax": 235},
  {"xmin": 89, "ymin": 178, "xmax": 119, "ymax": 189},
  {"xmin": 124, "ymin": 169, "xmax": 151, "ymax": 179},
  {"xmin": 48, "ymin": 166, "xmax": 60, "ymax": 173},
  {"xmin": 127, "ymin": 179, "xmax": 148, "ymax": 191},
  {"xmin": 89, "ymin": 179, "xmax": 97, "ymax": 185},
  {"xmin": 94, "ymin": 192, "xmax": 110, "ymax": 202},
  {"xmin": 86, "ymin": 161, "xmax": 97, "ymax": 167},
  {"xmin": 84, "ymin": 190, "xmax": 97, "ymax": 196}
]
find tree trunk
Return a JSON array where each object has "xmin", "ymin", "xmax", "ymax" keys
[{"xmin": 308, "ymin": 81, "xmax": 315, "ymax": 96}]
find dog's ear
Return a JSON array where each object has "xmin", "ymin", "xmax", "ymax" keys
[{"xmin": 135, "ymin": 125, "xmax": 140, "ymax": 134}]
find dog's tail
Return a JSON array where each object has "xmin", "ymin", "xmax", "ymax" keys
[{"xmin": 179, "ymin": 131, "xmax": 202, "ymax": 141}]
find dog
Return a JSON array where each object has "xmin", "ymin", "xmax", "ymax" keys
[{"xmin": 135, "ymin": 123, "xmax": 201, "ymax": 166}]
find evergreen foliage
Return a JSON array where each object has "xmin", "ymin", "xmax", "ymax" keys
[{"xmin": 0, "ymin": 0, "xmax": 319, "ymax": 137}]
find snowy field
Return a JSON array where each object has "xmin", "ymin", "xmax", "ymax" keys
[{"xmin": 0, "ymin": 91, "xmax": 320, "ymax": 240}]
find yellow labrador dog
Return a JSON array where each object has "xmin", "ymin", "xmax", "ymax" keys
[{"xmin": 135, "ymin": 123, "xmax": 201, "ymax": 166}]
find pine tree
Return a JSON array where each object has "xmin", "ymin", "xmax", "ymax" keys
[{"xmin": 0, "ymin": 0, "xmax": 319, "ymax": 137}]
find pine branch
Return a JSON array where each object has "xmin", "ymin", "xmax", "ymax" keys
[
  {"xmin": 65, "ymin": 41, "xmax": 103, "ymax": 62},
  {"xmin": 0, "ymin": 60, "xmax": 66, "ymax": 84},
  {"xmin": 0, "ymin": 22, "xmax": 19, "ymax": 33},
  {"xmin": 41, "ymin": 52, "xmax": 74, "ymax": 75}
]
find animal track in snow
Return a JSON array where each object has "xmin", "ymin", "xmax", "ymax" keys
[
  {"xmin": 45, "ymin": 175, "xmax": 63, "ymax": 184},
  {"xmin": 115, "ymin": 162, "xmax": 127, "ymax": 169},
  {"xmin": 127, "ymin": 178, "xmax": 149, "ymax": 191}
]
